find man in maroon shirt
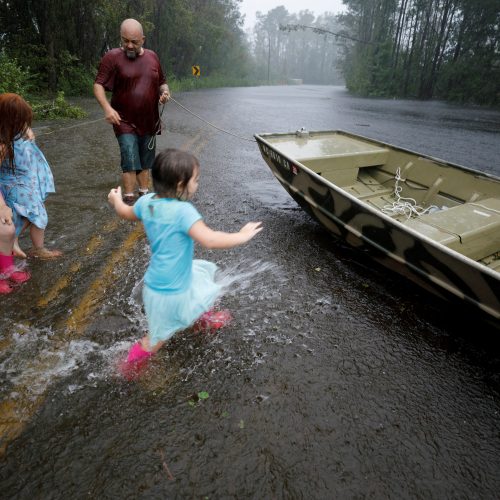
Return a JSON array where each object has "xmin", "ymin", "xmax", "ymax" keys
[{"xmin": 94, "ymin": 18, "xmax": 170, "ymax": 205}]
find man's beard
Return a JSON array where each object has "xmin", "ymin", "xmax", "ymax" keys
[{"xmin": 126, "ymin": 50, "xmax": 137, "ymax": 59}]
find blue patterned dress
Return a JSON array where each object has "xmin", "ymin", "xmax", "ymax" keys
[{"xmin": 0, "ymin": 139, "xmax": 55, "ymax": 235}]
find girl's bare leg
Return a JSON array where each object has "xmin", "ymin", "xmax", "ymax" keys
[
  {"xmin": 141, "ymin": 336, "xmax": 165, "ymax": 353},
  {"xmin": 0, "ymin": 219, "xmax": 15, "ymax": 255},
  {"xmin": 13, "ymin": 219, "xmax": 30, "ymax": 258},
  {"xmin": 29, "ymin": 224, "xmax": 44, "ymax": 248},
  {"xmin": 28, "ymin": 225, "xmax": 62, "ymax": 259},
  {"xmin": 13, "ymin": 238, "xmax": 27, "ymax": 258}
]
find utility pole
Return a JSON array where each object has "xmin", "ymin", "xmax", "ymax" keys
[{"xmin": 267, "ymin": 30, "xmax": 271, "ymax": 84}]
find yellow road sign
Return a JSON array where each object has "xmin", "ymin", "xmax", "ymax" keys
[{"xmin": 192, "ymin": 65, "xmax": 200, "ymax": 77}]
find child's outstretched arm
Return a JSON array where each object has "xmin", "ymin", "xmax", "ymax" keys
[
  {"xmin": 108, "ymin": 186, "xmax": 139, "ymax": 221},
  {"xmin": 189, "ymin": 220, "xmax": 263, "ymax": 249}
]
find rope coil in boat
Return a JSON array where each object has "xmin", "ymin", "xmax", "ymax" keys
[{"xmin": 382, "ymin": 168, "xmax": 439, "ymax": 219}]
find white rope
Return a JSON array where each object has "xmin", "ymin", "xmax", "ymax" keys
[
  {"xmin": 147, "ymin": 103, "xmax": 166, "ymax": 150},
  {"xmin": 382, "ymin": 168, "xmax": 439, "ymax": 219},
  {"xmin": 34, "ymin": 97, "xmax": 256, "ymax": 144},
  {"xmin": 34, "ymin": 117, "xmax": 106, "ymax": 137},
  {"xmin": 170, "ymin": 97, "xmax": 256, "ymax": 143}
]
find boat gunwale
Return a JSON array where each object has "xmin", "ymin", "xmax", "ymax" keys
[{"xmin": 254, "ymin": 131, "xmax": 500, "ymax": 281}]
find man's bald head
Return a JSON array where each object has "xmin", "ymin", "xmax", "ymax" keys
[
  {"xmin": 120, "ymin": 18, "xmax": 145, "ymax": 59},
  {"xmin": 121, "ymin": 18, "xmax": 144, "ymax": 36}
]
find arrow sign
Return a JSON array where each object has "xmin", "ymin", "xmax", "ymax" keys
[{"xmin": 192, "ymin": 65, "xmax": 200, "ymax": 77}]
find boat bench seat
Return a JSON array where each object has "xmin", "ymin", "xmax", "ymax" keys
[
  {"xmin": 404, "ymin": 197, "xmax": 500, "ymax": 260},
  {"xmin": 299, "ymin": 149, "xmax": 390, "ymax": 186}
]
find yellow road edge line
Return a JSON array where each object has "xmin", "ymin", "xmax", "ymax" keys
[
  {"xmin": 65, "ymin": 225, "xmax": 144, "ymax": 334},
  {"xmin": 37, "ymin": 218, "xmax": 121, "ymax": 308}
]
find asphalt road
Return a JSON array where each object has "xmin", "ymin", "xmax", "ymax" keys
[{"xmin": 1, "ymin": 86, "xmax": 500, "ymax": 499}]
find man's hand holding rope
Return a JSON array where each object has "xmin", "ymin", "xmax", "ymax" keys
[{"xmin": 159, "ymin": 84, "xmax": 171, "ymax": 104}]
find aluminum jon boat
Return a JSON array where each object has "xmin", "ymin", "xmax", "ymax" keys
[{"xmin": 255, "ymin": 129, "xmax": 500, "ymax": 322}]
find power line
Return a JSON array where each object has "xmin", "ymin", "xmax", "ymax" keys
[{"xmin": 279, "ymin": 24, "xmax": 374, "ymax": 45}]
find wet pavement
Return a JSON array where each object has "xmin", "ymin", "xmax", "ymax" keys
[{"xmin": 1, "ymin": 86, "xmax": 500, "ymax": 498}]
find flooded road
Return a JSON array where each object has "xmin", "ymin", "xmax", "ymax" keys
[{"xmin": 1, "ymin": 86, "xmax": 500, "ymax": 498}]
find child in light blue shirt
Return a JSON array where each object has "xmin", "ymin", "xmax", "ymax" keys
[{"xmin": 108, "ymin": 148, "xmax": 262, "ymax": 373}]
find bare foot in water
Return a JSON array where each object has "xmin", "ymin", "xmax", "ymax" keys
[
  {"xmin": 13, "ymin": 240, "xmax": 27, "ymax": 258},
  {"xmin": 27, "ymin": 247, "xmax": 63, "ymax": 260}
]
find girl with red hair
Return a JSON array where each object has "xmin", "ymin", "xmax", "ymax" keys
[{"xmin": 0, "ymin": 93, "xmax": 61, "ymax": 278}]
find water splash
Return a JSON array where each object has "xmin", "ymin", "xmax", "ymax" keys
[
  {"xmin": 89, "ymin": 258, "xmax": 293, "ymax": 385},
  {"xmin": 124, "ymin": 258, "xmax": 286, "ymax": 327},
  {"xmin": 216, "ymin": 258, "xmax": 287, "ymax": 297},
  {"xmin": 0, "ymin": 323, "xmax": 135, "ymax": 402},
  {"xmin": 2, "ymin": 327, "xmax": 99, "ymax": 401}
]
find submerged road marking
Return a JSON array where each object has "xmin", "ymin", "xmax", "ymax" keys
[
  {"xmin": 0, "ymin": 221, "xmax": 120, "ymax": 374},
  {"xmin": 37, "ymin": 219, "xmax": 120, "ymax": 308},
  {"xmin": 0, "ymin": 130, "xmax": 215, "ymax": 456},
  {"xmin": 64, "ymin": 224, "xmax": 144, "ymax": 334}
]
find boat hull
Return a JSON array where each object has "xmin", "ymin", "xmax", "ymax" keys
[{"xmin": 256, "ymin": 131, "xmax": 500, "ymax": 322}]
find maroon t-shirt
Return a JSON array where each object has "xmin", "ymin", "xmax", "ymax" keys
[{"xmin": 95, "ymin": 48, "xmax": 166, "ymax": 136}]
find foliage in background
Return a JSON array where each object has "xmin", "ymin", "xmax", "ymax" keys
[
  {"xmin": 169, "ymin": 74, "xmax": 263, "ymax": 93},
  {"xmin": 0, "ymin": 0, "xmax": 498, "ymax": 106},
  {"xmin": 0, "ymin": 0, "xmax": 250, "ymax": 94},
  {"xmin": 338, "ymin": 0, "xmax": 500, "ymax": 105},
  {"xmin": 0, "ymin": 52, "xmax": 32, "ymax": 95},
  {"xmin": 29, "ymin": 91, "xmax": 87, "ymax": 120},
  {"xmin": 0, "ymin": 51, "xmax": 85, "ymax": 119}
]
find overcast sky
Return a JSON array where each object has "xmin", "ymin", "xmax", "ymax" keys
[{"xmin": 239, "ymin": 0, "xmax": 347, "ymax": 30}]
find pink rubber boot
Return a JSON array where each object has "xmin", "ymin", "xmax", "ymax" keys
[
  {"xmin": 193, "ymin": 309, "xmax": 232, "ymax": 333},
  {"xmin": 0, "ymin": 253, "xmax": 31, "ymax": 285},
  {"xmin": 119, "ymin": 342, "xmax": 154, "ymax": 380},
  {"xmin": 0, "ymin": 279, "xmax": 13, "ymax": 294},
  {"xmin": 126, "ymin": 342, "xmax": 154, "ymax": 363}
]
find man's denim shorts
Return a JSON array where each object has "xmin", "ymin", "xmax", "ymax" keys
[{"xmin": 117, "ymin": 133, "xmax": 156, "ymax": 172}]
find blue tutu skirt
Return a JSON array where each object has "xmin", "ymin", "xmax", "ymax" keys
[{"xmin": 143, "ymin": 259, "xmax": 222, "ymax": 345}]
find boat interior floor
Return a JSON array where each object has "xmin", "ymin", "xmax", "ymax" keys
[
  {"xmin": 343, "ymin": 171, "xmax": 407, "ymax": 220},
  {"xmin": 344, "ymin": 170, "xmax": 394, "ymax": 200}
]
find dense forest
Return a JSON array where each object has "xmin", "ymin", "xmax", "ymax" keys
[
  {"xmin": 0, "ymin": 0, "xmax": 498, "ymax": 106},
  {"xmin": 339, "ymin": 0, "xmax": 500, "ymax": 104},
  {"xmin": 0, "ymin": 0, "xmax": 252, "ymax": 96}
]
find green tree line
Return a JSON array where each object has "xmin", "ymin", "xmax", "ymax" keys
[
  {"xmin": 1, "ymin": 0, "xmax": 498, "ymax": 106},
  {"xmin": 339, "ymin": 0, "xmax": 500, "ymax": 105},
  {"xmin": 0, "ymin": 0, "xmax": 252, "ymax": 95}
]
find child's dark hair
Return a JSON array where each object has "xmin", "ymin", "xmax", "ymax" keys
[{"xmin": 152, "ymin": 148, "xmax": 199, "ymax": 199}]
